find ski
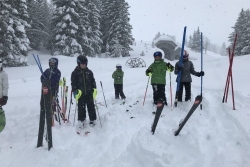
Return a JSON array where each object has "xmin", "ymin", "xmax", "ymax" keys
[
  {"xmin": 175, "ymin": 26, "xmax": 187, "ymax": 107},
  {"xmin": 174, "ymin": 95, "xmax": 202, "ymax": 136},
  {"xmin": 0, "ymin": 107, "xmax": 6, "ymax": 133},
  {"xmin": 151, "ymin": 98, "xmax": 164, "ymax": 134},
  {"xmin": 37, "ymin": 79, "xmax": 53, "ymax": 150}
]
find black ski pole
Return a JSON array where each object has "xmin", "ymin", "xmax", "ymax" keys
[{"xmin": 100, "ymin": 81, "xmax": 107, "ymax": 108}]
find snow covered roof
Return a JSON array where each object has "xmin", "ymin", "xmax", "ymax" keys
[{"xmin": 154, "ymin": 35, "xmax": 177, "ymax": 46}]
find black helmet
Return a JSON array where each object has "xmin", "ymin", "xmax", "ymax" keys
[
  {"xmin": 153, "ymin": 51, "xmax": 162, "ymax": 58},
  {"xmin": 77, "ymin": 55, "xmax": 88, "ymax": 66}
]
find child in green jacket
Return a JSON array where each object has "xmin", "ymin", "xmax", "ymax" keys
[
  {"xmin": 145, "ymin": 51, "xmax": 174, "ymax": 105},
  {"xmin": 112, "ymin": 64, "xmax": 126, "ymax": 99}
]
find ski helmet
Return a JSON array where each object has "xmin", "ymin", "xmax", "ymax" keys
[
  {"xmin": 77, "ymin": 55, "xmax": 88, "ymax": 66},
  {"xmin": 183, "ymin": 50, "xmax": 189, "ymax": 57},
  {"xmin": 116, "ymin": 64, "xmax": 122, "ymax": 69},
  {"xmin": 48, "ymin": 58, "xmax": 58, "ymax": 67},
  {"xmin": 153, "ymin": 51, "xmax": 162, "ymax": 58}
]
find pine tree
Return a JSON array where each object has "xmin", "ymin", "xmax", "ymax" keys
[
  {"xmin": 229, "ymin": 9, "xmax": 250, "ymax": 55},
  {"xmin": 0, "ymin": 0, "xmax": 30, "ymax": 67},
  {"xmin": 220, "ymin": 42, "xmax": 227, "ymax": 56},
  {"xmin": 100, "ymin": 0, "xmax": 133, "ymax": 57},
  {"xmin": 85, "ymin": 0, "xmax": 102, "ymax": 57},
  {"xmin": 27, "ymin": 0, "xmax": 52, "ymax": 50},
  {"xmin": 51, "ymin": 0, "xmax": 91, "ymax": 57}
]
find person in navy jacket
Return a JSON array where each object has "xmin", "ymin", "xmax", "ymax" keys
[{"xmin": 40, "ymin": 58, "xmax": 61, "ymax": 96}]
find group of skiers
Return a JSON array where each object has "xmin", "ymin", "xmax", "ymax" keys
[
  {"xmin": 0, "ymin": 50, "xmax": 204, "ymax": 133},
  {"xmin": 39, "ymin": 49, "xmax": 204, "ymax": 131}
]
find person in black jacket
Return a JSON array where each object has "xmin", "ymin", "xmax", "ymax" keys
[
  {"xmin": 71, "ymin": 56, "xmax": 97, "ymax": 128},
  {"xmin": 174, "ymin": 50, "xmax": 204, "ymax": 102}
]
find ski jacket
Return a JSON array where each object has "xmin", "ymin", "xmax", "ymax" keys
[
  {"xmin": 112, "ymin": 69, "xmax": 124, "ymax": 84},
  {"xmin": 40, "ymin": 67, "xmax": 61, "ymax": 95},
  {"xmin": 71, "ymin": 66, "xmax": 96, "ymax": 96},
  {"xmin": 145, "ymin": 59, "xmax": 174, "ymax": 85},
  {"xmin": 0, "ymin": 70, "xmax": 8, "ymax": 98},
  {"xmin": 174, "ymin": 59, "xmax": 199, "ymax": 82}
]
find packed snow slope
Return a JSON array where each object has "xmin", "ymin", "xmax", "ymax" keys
[{"xmin": 1, "ymin": 41, "xmax": 250, "ymax": 167}]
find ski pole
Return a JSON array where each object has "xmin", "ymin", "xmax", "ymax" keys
[
  {"xmin": 73, "ymin": 90, "xmax": 82, "ymax": 127},
  {"xmin": 73, "ymin": 102, "xmax": 77, "ymax": 127},
  {"xmin": 169, "ymin": 71, "xmax": 172, "ymax": 109},
  {"xmin": 100, "ymin": 81, "xmax": 107, "ymax": 108},
  {"xmin": 200, "ymin": 32, "xmax": 203, "ymax": 110},
  {"xmin": 94, "ymin": 100, "xmax": 102, "ymax": 127},
  {"xmin": 143, "ymin": 76, "xmax": 151, "ymax": 106},
  {"xmin": 67, "ymin": 90, "xmax": 73, "ymax": 123}
]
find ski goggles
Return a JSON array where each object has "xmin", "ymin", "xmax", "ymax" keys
[
  {"xmin": 183, "ymin": 55, "xmax": 189, "ymax": 58},
  {"xmin": 117, "ymin": 66, "xmax": 122, "ymax": 69},
  {"xmin": 49, "ymin": 58, "xmax": 57, "ymax": 63}
]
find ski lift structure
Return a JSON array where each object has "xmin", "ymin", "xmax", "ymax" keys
[{"xmin": 125, "ymin": 57, "xmax": 146, "ymax": 68}]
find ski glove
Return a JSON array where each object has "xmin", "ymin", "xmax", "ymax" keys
[
  {"xmin": 93, "ymin": 88, "xmax": 97, "ymax": 100},
  {"xmin": 74, "ymin": 90, "xmax": 82, "ymax": 101},
  {"xmin": 177, "ymin": 66, "xmax": 182, "ymax": 72},
  {"xmin": 197, "ymin": 71, "xmax": 205, "ymax": 77},
  {"xmin": 146, "ymin": 69, "xmax": 152, "ymax": 76},
  {"xmin": 166, "ymin": 63, "xmax": 174, "ymax": 72},
  {"xmin": 1, "ymin": 96, "xmax": 8, "ymax": 105}
]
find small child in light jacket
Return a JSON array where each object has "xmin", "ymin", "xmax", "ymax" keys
[{"xmin": 112, "ymin": 64, "xmax": 126, "ymax": 99}]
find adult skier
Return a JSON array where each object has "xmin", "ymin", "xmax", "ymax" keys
[{"xmin": 174, "ymin": 50, "xmax": 204, "ymax": 102}]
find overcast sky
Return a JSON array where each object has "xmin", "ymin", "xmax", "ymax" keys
[{"xmin": 126, "ymin": 0, "xmax": 250, "ymax": 46}]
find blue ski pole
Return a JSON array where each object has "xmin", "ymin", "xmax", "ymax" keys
[{"xmin": 175, "ymin": 26, "xmax": 187, "ymax": 107}]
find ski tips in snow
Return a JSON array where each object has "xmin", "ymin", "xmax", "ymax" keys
[{"xmin": 174, "ymin": 95, "xmax": 202, "ymax": 136}]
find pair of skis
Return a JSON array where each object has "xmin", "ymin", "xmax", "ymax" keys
[
  {"xmin": 59, "ymin": 77, "xmax": 69, "ymax": 123},
  {"xmin": 33, "ymin": 54, "xmax": 53, "ymax": 151}
]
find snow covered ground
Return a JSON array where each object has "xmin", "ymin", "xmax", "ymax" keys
[{"xmin": 1, "ymin": 41, "xmax": 250, "ymax": 167}]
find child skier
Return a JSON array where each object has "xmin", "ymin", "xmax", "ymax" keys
[
  {"xmin": 112, "ymin": 64, "xmax": 126, "ymax": 100},
  {"xmin": 145, "ymin": 51, "xmax": 174, "ymax": 105}
]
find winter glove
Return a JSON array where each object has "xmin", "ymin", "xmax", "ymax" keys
[
  {"xmin": 177, "ymin": 66, "xmax": 182, "ymax": 72},
  {"xmin": 73, "ymin": 89, "xmax": 82, "ymax": 101},
  {"xmin": 146, "ymin": 69, "xmax": 152, "ymax": 76},
  {"xmin": 2, "ymin": 96, "xmax": 8, "ymax": 105},
  {"xmin": 93, "ymin": 88, "xmax": 97, "ymax": 100},
  {"xmin": 146, "ymin": 69, "xmax": 152, "ymax": 74},
  {"xmin": 166, "ymin": 63, "xmax": 174, "ymax": 72},
  {"xmin": 197, "ymin": 71, "xmax": 205, "ymax": 77}
]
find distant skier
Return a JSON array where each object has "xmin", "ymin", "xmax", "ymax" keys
[
  {"xmin": 112, "ymin": 64, "xmax": 126, "ymax": 100},
  {"xmin": 0, "ymin": 58, "xmax": 9, "ymax": 133},
  {"xmin": 174, "ymin": 50, "xmax": 204, "ymax": 102},
  {"xmin": 40, "ymin": 58, "xmax": 61, "ymax": 97},
  {"xmin": 145, "ymin": 51, "xmax": 174, "ymax": 105},
  {"xmin": 71, "ymin": 56, "xmax": 97, "ymax": 129}
]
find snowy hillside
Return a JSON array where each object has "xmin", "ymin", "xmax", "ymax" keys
[{"xmin": 1, "ymin": 42, "xmax": 250, "ymax": 167}]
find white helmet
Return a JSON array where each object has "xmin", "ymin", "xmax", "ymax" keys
[{"xmin": 116, "ymin": 64, "xmax": 122, "ymax": 68}]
